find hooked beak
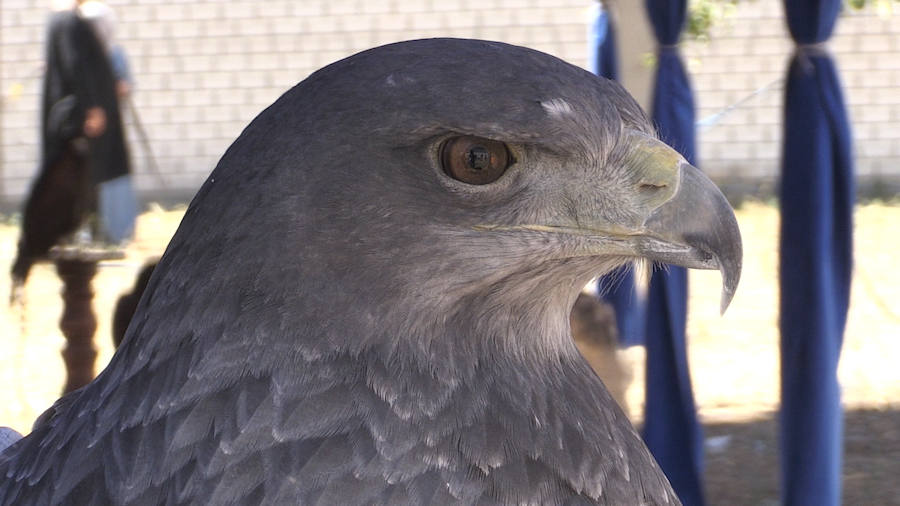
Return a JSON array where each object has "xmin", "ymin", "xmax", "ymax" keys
[{"xmin": 626, "ymin": 133, "xmax": 742, "ymax": 313}]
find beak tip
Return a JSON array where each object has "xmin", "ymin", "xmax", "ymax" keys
[
  {"xmin": 719, "ymin": 288, "xmax": 734, "ymax": 315},
  {"xmin": 718, "ymin": 258, "xmax": 741, "ymax": 315}
]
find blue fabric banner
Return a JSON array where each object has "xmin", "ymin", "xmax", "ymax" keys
[
  {"xmin": 779, "ymin": 1, "xmax": 854, "ymax": 505},
  {"xmin": 642, "ymin": 1, "xmax": 705, "ymax": 504}
]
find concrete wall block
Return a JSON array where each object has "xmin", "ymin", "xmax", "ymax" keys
[
  {"xmin": 291, "ymin": 2, "xmax": 325, "ymax": 17},
  {"xmin": 859, "ymin": 34, "xmax": 892, "ymax": 53},
  {"xmin": 215, "ymin": 53, "xmax": 248, "ymax": 72},
  {"xmin": 183, "ymin": 123, "xmax": 219, "ymax": 140},
  {"xmin": 117, "ymin": 5, "xmax": 153, "ymax": 24},
  {"xmin": 268, "ymin": 16, "xmax": 303, "ymax": 35},
  {"xmin": 495, "ymin": 0, "xmax": 535, "ymax": 7},
  {"xmin": 831, "ymin": 35, "xmax": 857, "ymax": 54},
  {"xmin": 132, "ymin": 106, "xmax": 169, "ymax": 125},
  {"xmin": 144, "ymin": 89, "xmax": 180, "ymax": 107},
  {"xmin": 6, "ymin": 153, "xmax": 36, "ymax": 176},
  {"xmin": 213, "ymin": 89, "xmax": 248, "ymax": 106},
  {"xmin": 303, "ymin": 15, "xmax": 342, "ymax": 33},
  {"xmin": 4, "ymin": 177, "xmax": 30, "ymax": 198},
  {"xmin": 235, "ymin": 70, "xmax": 268, "ymax": 88},
  {"xmin": 198, "ymin": 71, "xmax": 233, "ymax": 89},
  {"xmin": 5, "ymin": 8, "xmax": 44, "ymax": 28},
  {"xmin": 851, "ymin": 69, "xmax": 893, "ymax": 88},
  {"xmin": 836, "ymin": 51, "xmax": 876, "ymax": 71},
  {"xmin": 427, "ymin": 1, "xmax": 460, "ymax": 12},
  {"xmin": 146, "ymin": 123, "xmax": 186, "ymax": 141},
  {"xmin": 874, "ymin": 51, "xmax": 900, "ymax": 70},
  {"xmin": 139, "ymin": 39, "xmax": 177, "ymax": 57},
  {"xmin": 280, "ymin": 51, "xmax": 316, "ymax": 72},
  {"xmin": 199, "ymin": 105, "xmax": 236, "ymax": 123},
  {"xmin": 2, "ymin": 27, "xmax": 37, "ymax": 45},
  {"xmin": 368, "ymin": 13, "xmax": 410, "ymax": 31},
  {"xmin": 1, "ymin": 0, "xmax": 31, "ymax": 10},
  {"xmin": 395, "ymin": 1, "xmax": 430, "ymax": 13},
  {"xmin": 238, "ymin": 19, "xmax": 274, "ymax": 36},
  {"xmin": 196, "ymin": 138, "xmax": 228, "ymax": 157},
  {"xmin": 257, "ymin": 2, "xmax": 291, "ymax": 18},
  {"xmin": 537, "ymin": 0, "xmax": 582, "ymax": 7},
  {"xmin": 186, "ymin": 3, "xmax": 222, "ymax": 21},
  {"xmin": 1, "ymin": 127, "xmax": 37, "ymax": 148},
  {"xmin": 173, "ymin": 88, "xmax": 213, "ymax": 107},
  {"xmin": 410, "ymin": 11, "xmax": 446, "ymax": 30},
  {"xmin": 313, "ymin": 50, "xmax": 353, "ymax": 70},
  {"xmin": 746, "ymin": 71, "xmax": 784, "ymax": 91},
  {"xmin": 180, "ymin": 54, "xmax": 214, "ymax": 73},
  {"xmin": 221, "ymin": 2, "xmax": 256, "ymax": 19},
  {"xmin": 247, "ymin": 52, "xmax": 283, "ymax": 71},
  {"xmin": 854, "ymin": 104, "xmax": 891, "ymax": 123},
  {"xmin": 696, "ymin": 126, "xmax": 731, "ymax": 145},
  {"xmin": 698, "ymin": 90, "xmax": 742, "ymax": 111},
  {"xmin": 170, "ymin": 20, "xmax": 204, "ymax": 39},
  {"xmin": 3, "ymin": 43, "xmax": 40, "ymax": 63},
  {"xmin": 143, "ymin": 55, "xmax": 178, "ymax": 74},
  {"xmin": 340, "ymin": 14, "xmax": 373, "ymax": 32},
  {"xmin": 247, "ymin": 88, "xmax": 285, "ymax": 107},
  {"xmin": 136, "ymin": 21, "xmax": 169, "ymax": 39},
  {"xmin": 269, "ymin": 34, "xmax": 298, "ymax": 53},
  {"xmin": 269, "ymin": 69, "xmax": 305, "ymax": 89},
  {"xmin": 165, "ymin": 73, "xmax": 202, "ymax": 90},
  {"xmin": 168, "ymin": 106, "xmax": 202, "ymax": 124},
  {"xmin": 752, "ymin": 36, "xmax": 791, "ymax": 56},
  {"xmin": 513, "ymin": 8, "xmax": 545, "ymax": 26},
  {"xmin": 153, "ymin": 3, "xmax": 188, "ymax": 21},
  {"xmin": 558, "ymin": 41, "xmax": 588, "ymax": 64},
  {"xmin": 865, "ymin": 87, "xmax": 900, "ymax": 105},
  {"xmin": 858, "ymin": 140, "xmax": 893, "ymax": 158},
  {"xmin": 1, "ymin": 141, "xmax": 35, "ymax": 162},
  {"xmin": 343, "ymin": 30, "xmax": 375, "ymax": 50},
  {"xmin": 219, "ymin": 119, "xmax": 249, "ymax": 140}
]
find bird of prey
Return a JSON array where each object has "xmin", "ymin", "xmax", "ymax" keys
[{"xmin": 0, "ymin": 39, "xmax": 740, "ymax": 505}]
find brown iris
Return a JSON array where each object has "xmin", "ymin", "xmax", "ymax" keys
[{"xmin": 440, "ymin": 136, "xmax": 511, "ymax": 185}]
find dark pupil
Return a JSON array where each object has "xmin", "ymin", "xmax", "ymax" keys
[{"xmin": 467, "ymin": 146, "xmax": 490, "ymax": 170}]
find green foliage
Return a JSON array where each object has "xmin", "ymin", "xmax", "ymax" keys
[
  {"xmin": 686, "ymin": 0, "xmax": 738, "ymax": 40},
  {"xmin": 684, "ymin": 0, "xmax": 898, "ymax": 40},
  {"xmin": 847, "ymin": 0, "xmax": 900, "ymax": 14}
]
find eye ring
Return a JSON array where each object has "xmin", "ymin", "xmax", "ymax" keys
[{"xmin": 440, "ymin": 136, "xmax": 512, "ymax": 185}]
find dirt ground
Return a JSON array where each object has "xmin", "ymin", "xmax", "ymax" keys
[{"xmin": 1, "ymin": 200, "xmax": 898, "ymax": 504}]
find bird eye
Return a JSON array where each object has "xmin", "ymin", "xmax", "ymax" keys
[{"xmin": 440, "ymin": 136, "xmax": 511, "ymax": 185}]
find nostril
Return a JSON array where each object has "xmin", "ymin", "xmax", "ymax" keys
[{"xmin": 639, "ymin": 182, "xmax": 668, "ymax": 191}]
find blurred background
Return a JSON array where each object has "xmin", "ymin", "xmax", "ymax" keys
[
  {"xmin": 0, "ymin": 0, "xmax": 898, "ymax": 504},
  {"xmin": 1, "ymin": 0, "xmax": 898, "ymax": 203}
]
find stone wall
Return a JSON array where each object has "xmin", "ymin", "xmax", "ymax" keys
[{"xmin": 0, "ymin": 0, "xmax": 897, "ymax": 205}]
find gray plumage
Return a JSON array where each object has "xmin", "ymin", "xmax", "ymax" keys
[{"xmin": 0, "ymin": 39, "xmax": 741, "ymax": 505}]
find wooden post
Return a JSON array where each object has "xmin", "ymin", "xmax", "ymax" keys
[
  {"xmin": 55, "ymin": 259, "xmax": 99, "ymax": 394},
  {"xmin": 50, "ymin": 246, "xmax": 124, "ymax": 394}
]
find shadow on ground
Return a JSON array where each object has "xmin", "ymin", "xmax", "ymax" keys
[{"xmin": 703, "ymin": 407, "xmax": 900, "ymax": 505}]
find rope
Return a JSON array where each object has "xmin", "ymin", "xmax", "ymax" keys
[{"xmin": 696, "ymin": 77, "xmax": 785, "ymax": 130}]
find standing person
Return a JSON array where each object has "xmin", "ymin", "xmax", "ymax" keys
[
  {"xmin": 10, "ymin": 0, "xmax": 131, "ymax": 290},
  {"xmin": 79, "ymin": 0, "xmax": 138, "ymax": 246}
]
